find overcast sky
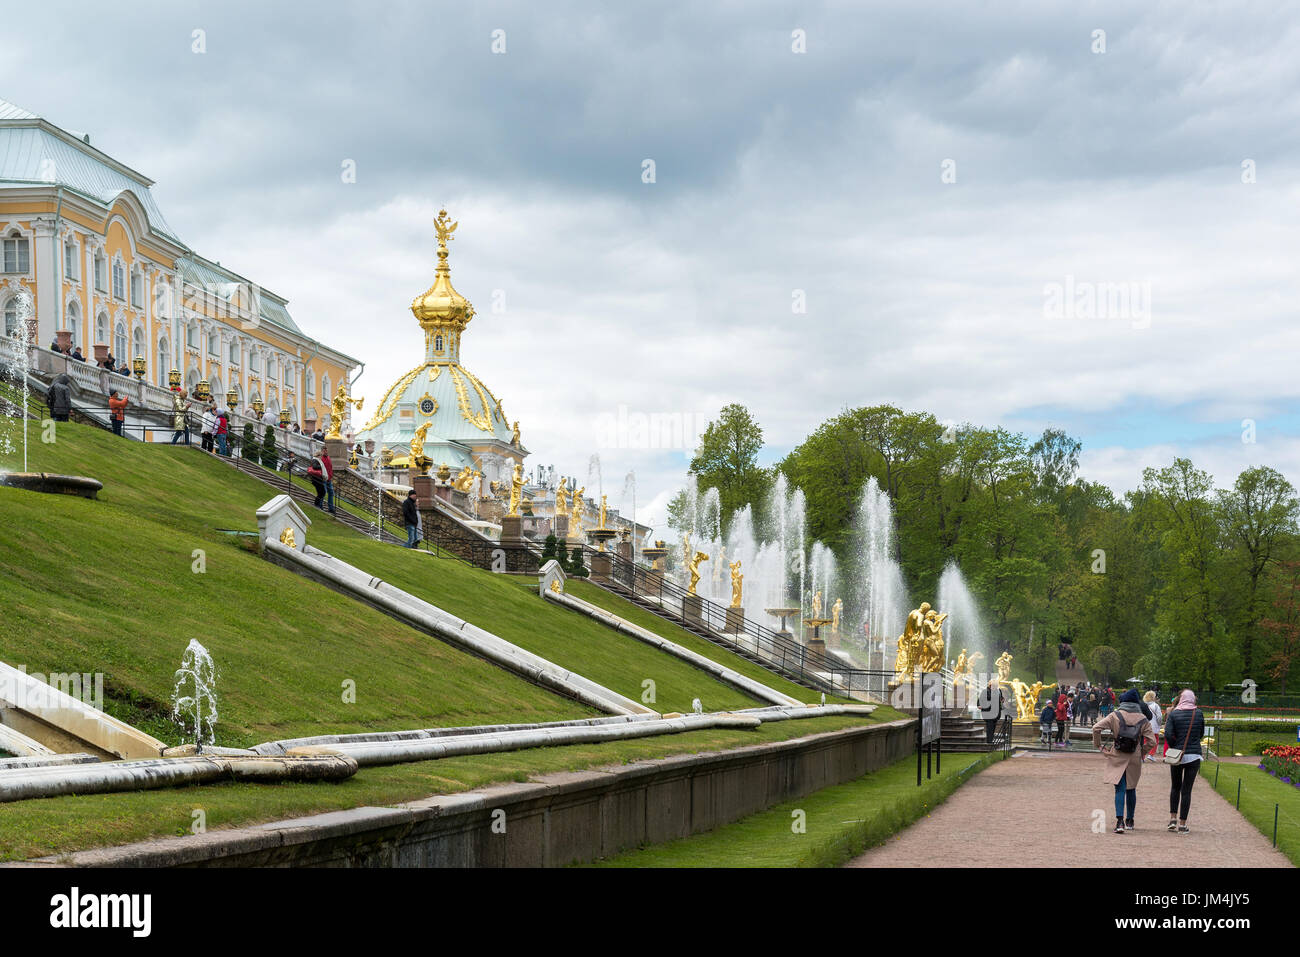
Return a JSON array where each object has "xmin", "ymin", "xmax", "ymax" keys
[{"xmin": 5, "ymin": 1, "xmax": 1299, "ymax": 532}]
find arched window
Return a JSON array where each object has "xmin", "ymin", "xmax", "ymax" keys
[
  {"xmin": 157, "ymin": 337, "xmax": 169, "ymax": 387},
  {"xmin": 112, "ymin": 260, "xmax": 125, "ymax": 300},
  {"xmin": 130, "ymin": 270, "xmax": 143, "ymax": 308},
  {"xmin": 95, "ymin": 311, "xmax": 107, "ymax": 344},
  {"xmin": 3, "ymin": 299, "xmax": 17, "ymax": 337},
  {"xmin": 64, "ymin": 237, "xmax": 79, "ymax": 280},
  {"xmin": 2, "ymin": 230, "xmax": 30, "ymax": 274},
  {"xmin": 186, "ymin": 369, "xmax": 200, "ymax": 394},
  {"xmin": 132, "ymin": 327, "xmax": 145, "ymax": 363},
  {"xmin": 321, "ymin": 373, "xmax": 331, "ymax": 399},
  {"xmin": 93, "ymin": 251, "xmax": 107, "ymax": 291},
  {"xmin": 210, "ymin": 374, "xmax": 223, "ymax": 400},
  {"xmin": 114, "ymin": 321, "xmax": 127, "ymax": 361},
  {"xmin": 435, "ymin": 334, "xmax": 443, "ymax": 352}
]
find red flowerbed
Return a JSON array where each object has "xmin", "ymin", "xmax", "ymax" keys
[{"xmin": 1259, "ymin": 745, "xmax": 1300, "ymax": 784}]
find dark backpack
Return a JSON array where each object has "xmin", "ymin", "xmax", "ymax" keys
[{"xmin": 1113, "ymin": 713, "xmax": 1143, "ymax": 754}]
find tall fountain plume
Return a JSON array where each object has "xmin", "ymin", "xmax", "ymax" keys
[
  {"xmin": 936, "ymin": 561, "xmax": 989, "ymax": 672},
  {"xmin": 849, "ymin": 476, "xmax": 909, "ymax": 663}
]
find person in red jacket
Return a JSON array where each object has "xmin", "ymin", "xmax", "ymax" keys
[
  {"xmin": 214, "ymin": 407, "xmax": 230, "ymax": 456},
  {"xmin": 1054, "ymin": 693, "xmax": 1071, "ymax": 748},
  {"xmin": 107, "ymin": 389, "xmax": 127, "ymax": 437}
]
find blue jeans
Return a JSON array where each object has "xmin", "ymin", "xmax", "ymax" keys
[
  {"xmin": 1114, "ymin": 772, "xmax": 1137, "ymax": 819},
  {"xmin": 406, "ymin": 524, "xmax": 420, "ymax": 547},
  {"xmin": 325, "ymin": 480, "xmax": 335, "ymax": 512},
  {"xmin": 216, "ymin": 433, "xmax": 228, "ymax": 455}
]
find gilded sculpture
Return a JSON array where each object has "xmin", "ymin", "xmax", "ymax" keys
[
  {"xmin": 452, "ymin": 465, "xmax": 480, "ymax": 493},
  {"xmin": 556, "ymin": 477, "xmax": 569, "ymax": 515},
  {"xmin": 686, "ymin": 550, "xmax": 710, "ymax": 596},
  {"xmin": 893, "ymin": 602, "xmax": 947, "ymax": 681},
  {"xmin": 811, "ymin": 590, "xmax": 822, "ymax": 620},
  {"xmin": 994, "ymin": 650, "xmax": 1014, "ymax": 683},
  {"xmin": 507, "ymin": 462, "xmax": 525, "ymax": 517},
  {"xmin": 511, "ymin": 420, "xmax": 521, "ymax": 447},
  {"xmin": 831, "ymin": 598, "xmax": 843, "ymax": 636},
  {"xmin": 326, "ymin": 383, "xmax": 363, "ymax": 440},
  {"xmin": 917, "ymin": 608, "xmax": 948, "ymax": 673},
  {"xmin": 598, "ymin": 494, "xmax": 608, "ymax": 529},
  {"xmin": 729, "ymin": 560, "xmax": 743, "ymax": 608},
  {"xmin": 279, "ymin": 527, "xmax": 297, "ymax": 549},
  {"xmin": 569, "ymin": 486, "xmax": 585, "ymax": 535}
]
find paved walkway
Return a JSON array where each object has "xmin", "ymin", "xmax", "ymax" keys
[{"xmin": 847, "ymin": 751, "xmax": 1291, "ymax": 867}]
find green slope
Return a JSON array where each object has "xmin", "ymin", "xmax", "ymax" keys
[{"xmin": 0, "ymin": 419, "xmax": 593, "ymax": 746}]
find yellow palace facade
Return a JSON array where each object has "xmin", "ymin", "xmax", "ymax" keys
[{"xmin": 0, "ymin": 97, "xmax": 358, "ymax": 427}]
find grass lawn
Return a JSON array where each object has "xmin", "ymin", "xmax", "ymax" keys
[
  {"xmin": 0, "ymin": 713, "xmax": 898, "ymax": 861},
  {"xmin": 1200, "ymin": 760, "xmax": 1300, "ymax": 867},
  {"xmin": 590, "ymin": 748, "xmax": 1003, "ymax": 868}
]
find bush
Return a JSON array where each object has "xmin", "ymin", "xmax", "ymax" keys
[
  {"xmin": 541, "ymin": 534, "xmax": 558, "ymax": 563},
  {"xmin": 241, "ymin": 423, "xmax": 258, "ymax": 462},
  {"xmin": 260, "ymin": 426, "xmax": 278, "ymax": 470},
  {"xmin": 568, "ymin": 546, "xmax": 589, "ymax": 578}
]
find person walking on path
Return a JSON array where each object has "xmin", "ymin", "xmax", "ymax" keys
[
  {"xmin": 107, "ymin": 388, "xmax": 127, "ymax": 437},
  {"xmin": 320, "ymin": 448, "xmax": 336, "ymax": 513},
  {"xmin": 1039, "ymin": 700, "xmax": 1055, "ymax": 745},
  {"xmin": 1092, "ymin": 688, "xmax": 1157, "ymax": 834},
  {"xmin": 402, "ymin": 488, "xmax": 422, "ymax": 547},
  {"xmin": 1143, "ymin": 690, "xmax": 1163, "ymax": 762},
  {"xmin": 48, "ymin": 373, "xmax": 73, "ymax": 422},
  {"xmin": 978, "ymin": 678, "xmax": 1007, "ymax": 744},
  {"xmin": 214, "ymin": 406, "xmax": 230, "ymax": 456},
  {"xmin": 170, "ymin": 390, "xmax": 191, "ymax": 445},
  {"xmin": 1163, "ymin": 690, "xmax": 1205, "ymax": 833},
  {"xmin": 198, "ymin": 403, "xmax": 216, "ymax": 452},
  {"xmin": 1054, "ymin": 692, "xmax": 1070, "ymax": 747},
  {"xmin": 306, "ymin": 454, "xmax": 328, "ymax": 510}
]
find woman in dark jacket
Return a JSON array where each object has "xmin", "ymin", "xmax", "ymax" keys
[{"xmin": 1162, "ymin": 690, "xmax": 1205, "ymax": 833}]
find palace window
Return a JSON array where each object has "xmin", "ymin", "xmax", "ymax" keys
[
  {"xmin": 229, "ymin": 340, "xmax": 240, "ymax": 365},
  {"xmin": 132, "ymin": 327, "xmax": 145, "ymax": 363},
  {"xmin": 208, "ymin": 331, "xmax": 218, "ymax": 356},
  {"xmin": 64, "ymin": 238, "xmax": 79, "ymax": 280},
  {"xmin": 94, "ymin": 252, "xmax": 106, "ymax": 291},
  {"xmin": 186, "ymin": 322, "xmax": 199, "ymax": 350},
  {"xmin": 157, "ymin": 338, "xmax": 169, "ymax": 387},
  {"xmin": 131, "ymin": 271, "xmax": 143, "ymax": 308},
  {"xmin": 96, "ymin": 312, "xmax": 107, "ymax": 344},
  {"xmin": 2, "ymin": 232, "xmax": 29, "ymax": 274},
  {"xmin": 112, "ymin": 261, "xmax": 126, "ymax": 300},
  {"xmin": 435, "ymin": 334, "xmax": 444, "ymax": 352},
  {"xmin": 251, "ymin": 352, "xmax": 261, "ymax": 374},
  {"xmin": 3, "ymin": 299, "xmax": 17, "ymax": 337},
  {"xmin": 115, "ymin": 322, "xmax": 127, "ymax": 361},
  {"xmin": 306, "ymin": 367, "xmax": 315, "ymax": 397}
]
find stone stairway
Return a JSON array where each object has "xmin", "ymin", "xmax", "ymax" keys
[
  {"xmin": 940, "ymin": 710, "xmax": 997, "ymax": 752},
  {"xmin": 598, "ymin": 579, "xmax": 839, "ymax": 697},
  {"xmin": 208, "ymin": 451, "xmax": 406, "ymax": 545}
]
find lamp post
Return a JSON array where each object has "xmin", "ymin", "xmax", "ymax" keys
[
  {"xmin": 226, "ymin": 389, "xmax": 238, "ymax": 411},
  {"xmin": 168, "ymin": 369, "xmax": 181, "ymax": 392},
  {"xmin": 196, "ymin": 379, "xmax": 211, "ymax": 403},
  {"xmin": 132, "ymin": 356, "xmax": 145, "ymax": 381},
  {"xmin": 252, "ymin": 398, "xmax": 264, "ymax": 418},
  {"xmin": 279, "ymin": 408, "xmax": 290, "ymax": 427}
]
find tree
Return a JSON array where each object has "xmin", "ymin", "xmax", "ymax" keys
[
  {"xmin": 1090, "ymin": 645, "xmax": 1121, "ymax": 685},
  {"xmin": 540, "ymin": 534, "xmax": 558, "ymax": 564},
  {"xmin": 1217, "ymin": 466, "xmax": 1299, "ymax": 675},
  {"xmin": 1259, "ymin": 559, "xmax": 1300, "ymax": 695},
  {"xmin": 688, "ymin": 404, "xmax": 770, "ymax": 529},
  {"xmin": 241, "ymin": 423, "xmax": 259, "ymax": 462},
  {"xmin": 260, "ymin": 426, "xmax": 278, "ymax": 470}
]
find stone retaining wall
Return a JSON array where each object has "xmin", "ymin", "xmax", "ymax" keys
[{"xmin": 53, "ymin": 719, "xmax": 914, "ymax": 867}]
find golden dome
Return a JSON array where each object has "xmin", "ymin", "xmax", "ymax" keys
[{"xmin": 410, "ymin": 209, "xmax": 475, "ymax": 329}]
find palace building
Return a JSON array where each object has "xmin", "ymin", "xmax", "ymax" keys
[
  {"xmin": 356, "ymin": 209, "xmax": 526, "ymax": 490},
  {"xmin": 0, "ymin": 97, "xmax": 358, "ymax": 427}
]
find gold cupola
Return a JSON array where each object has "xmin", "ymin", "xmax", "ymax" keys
[{"xmin": 411, "ymin": 209, "xmax": 475, "ymax": 362}]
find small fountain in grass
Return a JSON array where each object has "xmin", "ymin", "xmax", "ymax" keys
[
  {"xmin": 0, "ymin": 290, "xmax": 102, "ymax": 499},
  {"xmin": 171, "ymin": 640, "xmax": 218, "ymax": 753}
]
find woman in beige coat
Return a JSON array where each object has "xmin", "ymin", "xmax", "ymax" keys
[{"xmin": 1091, "ymin": 688, "xmax": 1158, "ymax": 834}]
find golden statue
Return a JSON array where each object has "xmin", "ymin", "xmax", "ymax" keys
[
  {"xmin": 994, "ymin": 651, "xmax": 1014, "ymax": 683},
  {"xmin": 278, "ymin": 526, "xmax": 297, "ymax": 549},
  {"xmin": 893, "ymin": 602, "xmax": 930, "ymax": 681},
  {"xmin": 452, "ymin": 465, "xmax": 477, "ymax": 492},
  {"xmin": 598, "ymin": 493, "xmax": 608, "ymax": 529},
  {"xmin": 1028, "ymin": 680, "xmax": 1057, "ymax": 708},
  {"xmin": 511, "ymin": 420, "xmax": 521, "ymax": 446},
  {"xmin": 507, "ymin": 462, "xmax": 525, "ymax": 517},
  {"xmin": 1001, "ymin": 678, "xmax": 1055, "ymax": 721},
  {"xmin": 349, "ymin": 445, "xmax": 360, "ymax": 468},
  {"xmin": 729, "ymin": 560, "xmax": 743, "ymax": 608},
  {"xmin": 326, "ymin": 383, "xmax": 363, "ymax": 440},
  {"xmin": 548, "ymin": 577, "xmax": 561, "ymax": 594},
  {"xmin": 409, "ymin": 422, "xmax": 431, "ymax": 466},
  {"xmin": 434, "ymin": 208, "xmax": 458, "ymax": 244},
  {"xmin": 917, "ymin": 608, "xmax": 948, "ymax": 673},
  {"xmin": 686, "ymin": 550, "xmax": 709, "ymax": 596},
  {"xmin": 812, "ymin": 590, "xmax": 823, "ymax": 620},
  {"xmin": 952, "ymin": 650, "xmax": 984, "ymax": 691},
  {"xmin": 570, "ymin": 486, "xmax": 585, "ymax": 535},
  {"xmin": 556, "ymin": 477, "xmax": 568, "ymax": 514},
  {"xmin": 831, "ymin": 598, "xmax": 843, "ymax": 636}
]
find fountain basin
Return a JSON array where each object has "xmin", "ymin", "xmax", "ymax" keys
[{"xmin": 0, "ymin": 472, "xmax": 103, "ymax": 500}]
